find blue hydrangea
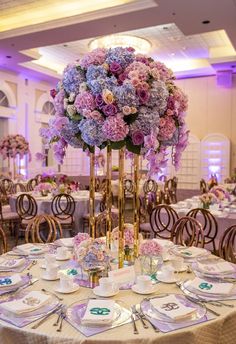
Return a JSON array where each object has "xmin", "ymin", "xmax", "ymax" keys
[
  {"xmin": 79, "ymin": 119, "xmax": 106, "ymax": 146},
  {"xmin": 131, "ymin": 106, "xmax": 160, "ymax": 135},
  {"xmin": 148, "ymin": 81, "xmax": 169, "ymax": 115},
  {"xmin": 87, "ymin": 76, "xmax": 118, "ymax": 95},
  {"xmin": 106, "ymin": 47, "xmax": 135, "ymax": 68},
  {"xmin": 60, "ymin": 121, "xmax": 83, "ymax": 148},
  {"xmin": 62, "ymin": 64, "xmax": 85, "ymax": 94},
  {"xmin": 113, "ymin": 83, "xmax": 138, "ymax": 109},
  {"xmin": 86, "ymin": 65, "xmax": 107, "ymax": 81}
]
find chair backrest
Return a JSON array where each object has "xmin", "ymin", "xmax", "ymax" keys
[
  {"xmin": 124, "ymin": 179, "xmax": 134, "ymax": 195},
  {"xmin": 95, "ymin": 178, "xmax": 101, "ymax": 192},
  {"xmin": 16, "ymin": 193, "xmax": 38, "ymax": 220},
  {"xmin": 95, "ymin": 211, "xmax": 118, "ymax": 238},
  {"xmin": 35, "ymin": 174, "xmax": 42, "ymax": 184},
  {"xmin": 186, "ymin": 208, "xmax": 218, "ymax": 251},
  {"xmin": 150, "ymin": 204, "xmax": 179, "ymax": 239},
  {"xmin": 51, "ymin": 193, "xmax": 75, "ymax": 221},
  {"xmin": 164, "ymin": 178, "xmax": 178, "ymax": 203},
  {"xmin": 0, "ymin": 226, "xmax": 7, "ymax": 253},
  {"xmin": 13, "ymin": 183, "xmax": 26, "ymax": 194},
  {"xmin": 171, "ymin": 216, "xmax": 205, "ymax": 247},
  {"xmin": 218, "ymin": 225, "xmax": 236, "ymax": 263},
  {"xmin": 143, "ymin": 179, "xmax": 158, "ymax": 194},
  {"xmin": 25, "ymin": 214, "xmax": 62, "ymax": 243},
  {"xmin": 0, "ymin": 178, "xmax": 14, "ymax": 195},
  {"xmin": 200, "ymin": 179, "xmax": 208, "ymax": 194},
  {"xmin": 26, "ymin": 178, "xmax": 38, "ymax": 191}
]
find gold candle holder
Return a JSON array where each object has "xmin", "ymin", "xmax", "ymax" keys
[
  {"xmin": 133, "ymin": 154, "xmax": 140, "ymax": 258},
  {"xmin": 106, "ymin": 145, "xmax": 112, "ymax": 249},
  {"xmin": 89, "ymin": 148, "xmax": 96, "ymax": 239},
  {"xmin": 118, "ymin": 147, "xmax": 125, "ymax": 268}
]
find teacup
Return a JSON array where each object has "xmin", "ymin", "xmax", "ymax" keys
[
  {"xmin": 136, "ymin": 275, "xmax": 152, "ymax": 291},
  {"xmin": 59, "ymin": 274, "xmax": 72, "ymax": 290},
  {"xmin": 56, "ymin": 246, "xmax": 69, "ymax": 259},
  {"xmin": 45, "ymin": 253, "xmax": 56, "ymax": 265},
  {"xmin": 99, "ymin": 277, "xmax": 117, "ymax": 293},
  {"xmin": 160, "ymin": 266, "xmax": 175, "ymax": 280},
  {"xmin": 46, "ymin": 263, "xmax": 58, "ymax": 279},
  {"xmin": 171, "ymin": 257, "xmax": 184, "ymax": 272}
]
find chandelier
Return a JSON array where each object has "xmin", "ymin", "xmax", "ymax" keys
[{"xmin": 89, "ymin": 34, "xmax": 152, "ymax": 54}]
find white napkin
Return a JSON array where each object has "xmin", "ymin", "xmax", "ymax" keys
[
  {"xmin": 0, "ymin": 258, "xmax": 25, "ymax": 269},
  {"xmin": 0, "ymin": 274, "xmax": 22, "ymax": 288},
  {"xmin": 177, "ymin": 247, "xmax": 206, "ymax": 258},
  {"xmin": 150, "ymin": 295, "xmax": 196, "ymax": 320},
  {"xmin": 82, "ymin": 299, "xmax": 115, "ymax": 325},
  {"xmin": 0, "ymin": 291, "xmax": 50, "ymax": 315},
  {"xmin": 197, "ymin": 261, "xmax": 235, "ymax": 275},
  {"xmin": 15, "ymin": 244, "xmax": 46, "ymax": 255},
  {"xmin": 188, "ymin": 277, "xmax": 234, "ymax": 294},
  {"xmin": 56, "ymin": 238, "xmax": 74, "ymax": 248}
]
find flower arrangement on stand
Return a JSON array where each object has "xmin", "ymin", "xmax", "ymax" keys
[
  {"xmin": 139, "ymin": 240, "xmax": 163, "ymax": 278},
  {"xmin": 209, "ymin": 185, "xmax": 231, "ymax": 203},
  {"xmin": 0, "ymin": 134, "xmax": 31, "ymax": 178},
  {"xmin": 39, "ymin": 46, "xmax": 189, "ymax": 268}
]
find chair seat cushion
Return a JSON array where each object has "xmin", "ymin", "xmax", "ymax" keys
[
  {"xmin": 56, "ymin": 217, "xmax": 73, "ymax": 225},
  {"xmin": 139, "ymin": 222, "xmax": 151, "ymax": 233},
  {"xmin": 3, "ymin": 212, "xmax": 19, "ymax": 221},
  {"xmin": 2, "ymin": 205, "xmax": 11, "ymax": 213}
]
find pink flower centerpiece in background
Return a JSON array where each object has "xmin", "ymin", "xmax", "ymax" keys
[
  {"xmin": 0, "ymin": 134, "xmax": 30, "ymax": 160},
  {"xmin": 139, "ymin": 240, "xmax": 163, "ymax": 256},
  {"xmin": 40, "ymin": 47, "xmax": 189, "ymax": 175},
  {"xmin": 209, "ymin": 185, "xmax": 231, "ymax": 202},
  {"xmin": 139, "ymin": 240, "xmax": 163, "ymax": 277}
]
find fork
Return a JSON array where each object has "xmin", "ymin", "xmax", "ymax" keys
[
  {"xmin": 131, "ymin": 305, "xmax": 148, "ymax": 329},
  {"xmin": 130, "ymin": 309, "xmax": 139, "ymax": 334},
  {"xmin": 41, "ymin": 288, "xmax": 63, "ymax": 302},
  {"xmin": 136, "ymin": 305, "xmax": 160, "ymax": 333},
  {"xmin": 57, "ymin": 311, "xmax": 66, "ymax": 332}
]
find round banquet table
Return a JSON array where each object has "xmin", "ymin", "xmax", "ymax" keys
[
  {"xmin": 9, "ymin": 191, "xmax": 102, "ymax": 233},
  {"xmin": 0, "ymin": 249, "xmax": 235, "ymax": 344}
]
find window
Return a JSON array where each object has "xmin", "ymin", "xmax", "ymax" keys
[
  {"xmin": 0, "ymin": 91, "xmax": 9, "ymax": 108},
  {"xmin": 42, "ymin": 101, "xmax": 55, "ymax": 116}
]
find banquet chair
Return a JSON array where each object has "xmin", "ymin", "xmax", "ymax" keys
[
  {"xmin": 25, "ymin": 214, "xmax": 62, "ymax": 244},
  {"xmin": 15, "ymin": 193, "xmax": 38, "ymax": 245},
  {"xmin": 13, "ymin": 182, "xmax": 26, "ymax": 193},
  {"xmin": 218, "ymin": 225, "xmax": 236, "ymax": 263},
  {"xmin": 51, "ymin": 193, "xmax": 75, "ymax": 236},
  {"xmin": 35, "ymin": 174, "xmax": 42, "ymax": 184},
  {"xmin": 186, "ymin": 208, "xmax": 218, "ymax": 252},
  {"xmin": 171, "ymin": 216, "xmax": 205, "ymax": 247},
  {"xmin": 0, "ymin": 225, "xmax": 7, "ymax": 254},
  {"xmin": 124, "ymin": 179, "xmax": 134, "ymax": 210},
  {"xmin": 139, "ymin": 195, "xmax": 157, "ymax": 238},
  {"xmin": 143, "ymin": 179, "xmax": 158, "ymax": 194},
  {"xmin": 165, "ymin": 177, "xmax": 178, "ymax": 204},
  {"xmin": 95, "ymin": 178, "xmax": 101, "ymax": 192},
  {"xmin": 26, "ymin": 178, "xmax": 38, "ymax": 191},
  {"xmin": 200, "ymin": 179, "xmax": 208, "ymax": 194},
  {"xmin": 150, "ymin": 204, "xmax": 179, "ymax": 239},
  {"xmin": 95, "ymin": 211, "xmax": 118, "ymax": 238},
  {"xmin": 0, "ymin": 200, "xmax": 20, "ymax": 233},
  {"xmin": 0, "ymin": 178, "xmax": 14, "ymax": 203}
]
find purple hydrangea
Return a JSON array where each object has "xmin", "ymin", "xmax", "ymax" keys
[
  {"xmin": 113, "ymin": 84, "xmax": 138, "ymax": 109},
  {"xmin": 60, "ymin": 121, "xmax": 83, "ymax": 148},
  {"xmin": 62, "ymin": 63, "xmax": 85, "ymax": 94},
  {"xmin": 148, "ymin": 81, "xmax": 169, "ymax": 114},
  {"xmin": 88, "ymin": 76, "xmax": 118, "ymax": 95},
  {"xmin": 130, "ymin": 106, "xmax": 159, "ymax": 135},
  {"xmin": 106, "ymin": 47, "xmax": 135, "ymax": 68},
  {"xmin": 86, "ymin": 65, "xmax": 107, "ymax": 81},
  {"xmin": 79, "ymin": 119, "xmax": 106, "ymax": 146}
]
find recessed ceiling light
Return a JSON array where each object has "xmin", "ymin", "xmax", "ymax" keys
[
  {"xmin": 63, "ymin": 44, "xmax": 68, "ymax": 47},
  {"xmin": 6, "ymin": 55, "xmax": 12, "ymax": 58},
  {"xmin": 202, "ymin": 20, "xmax": 210, "ymax": 24},
  {"xmin": 171, "ymin": 53, "xmax": 175, "ymax": 56},
  {"xmin": 163, "ymin": 26, "xmax": 169, "ymax": 30}
]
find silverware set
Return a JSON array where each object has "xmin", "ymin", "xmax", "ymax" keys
[
  {"xmin": 130, "ymin": 304, "xmax": 160, "ymax": 334},
  {"xmin": 31, "ymin": 304, "xmax": 64, "ymax": 329}
]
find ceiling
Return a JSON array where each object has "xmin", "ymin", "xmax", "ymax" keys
[{"xmin": 1, "ymin": 0, "xmax": 236, "ymax": 83}]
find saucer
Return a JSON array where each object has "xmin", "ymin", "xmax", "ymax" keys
[
  {"xmin": 54, "ymin": 283, "xmax": 80, "ymax": 294},
  {"xmin": 41, "ymin": 272, "xmax": 60, "ymax": 281},
  {"xmin": 93, "ymin": 286, "xmax": 119, "ymax": 297},
  {"xmin": 172, "ymin": 263, "xmax": 188, "ymax": 273},
  {"xmin": 40, "ymin": 262, "xmax": 60, "ymax": 269},
  {"xmin": 131, "ymin": 284, "xmax": 158, "ymax": 295},
  {"xmin": 156, "ymin": 271, "xmax": 180, "ymax": 284},
  {"xmin": 56, "ymin": 253, "xmax": 71, "ymax": 261}
]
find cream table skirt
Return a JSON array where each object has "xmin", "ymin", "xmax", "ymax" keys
[{"xmin": 0, "ymin": 254, "xmax": 235, "ymax": 344}]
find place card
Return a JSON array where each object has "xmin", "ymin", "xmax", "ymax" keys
[{"xmin": 108, "ymin": 266, "xmax": 135, "ymax": 286}]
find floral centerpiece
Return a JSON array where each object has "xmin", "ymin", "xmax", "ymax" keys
[
  {"xmin": 199, "ymin": 192, "xmax": 218, "ymax": 209},
  {"xmin": 209, "ymin": 185, "xmax": 231, "ymax": 203},
  {"xmin": 139, "ymin": 240, "xmax": 163, "ymax": 277},
  {"xmin": 0, "ymin": 134, "xmax": 30, "ymax": 160},
  {"xmin": 208, "ymin": 174, "xmax": 218, "ymax": 190},
  {"xmin": 40, "ymin": 47, "xmax": 188, "ymax": 174},
  {"xmin": 34, "ymin": 182, "xmax": 56, "ymax": 196}
]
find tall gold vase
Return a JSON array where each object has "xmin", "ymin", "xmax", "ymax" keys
[
  {"xmin": 89, "ymin": 148, "xmax": 95, "ymax": 239},
  {"xmin": 118, "ymin": 147, "xmax": 125, "ymax": 268},
  {"xmin": 106, "ymin": 145, "xmax": 112, "ymax": 248},
  {"xmin": 133, "ymin": 154, "xmax": 140, "ymax": 258}
]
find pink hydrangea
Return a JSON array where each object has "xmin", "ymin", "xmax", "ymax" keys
[
  {"xmin": 102, "ymin": 115, "xmax": 129, "ymax": 142},
  {"xmin": 79, "ymin": 48, "xmax": 106, "ymax": 69},
  {"xmin": 139, "ymin": 240, "xmax": 163, "ymax": 256},
  {"xmin": 74, "ymin": 91, "xmax": 96, "ymax": 113},
  {"xmin": 73, "ymin": 233, "xmax": 90, "ymax": 247},
  {"xmin": 158, "ymin": 116, "xmax": 176, "ymax": 140}
]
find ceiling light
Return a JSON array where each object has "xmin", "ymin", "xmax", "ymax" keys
[{"xmin": 89, "ymin": 35, "xmax": 152, "ymax": 54}]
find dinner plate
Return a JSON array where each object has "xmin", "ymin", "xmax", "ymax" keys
[
  {"xmin": 140, "ymin": 293, "xmax": 206, "ymax": 324},
  {"xmin": 192, "ymin": 259, "xmax": 236, "ymax": 279},
  {"xmin": 66, "ymin": 299, "xmax": 131, "ymax": 329},
  {"xmin": 156, "ymin": 271, "xmax": 180, "ymax": 284}
]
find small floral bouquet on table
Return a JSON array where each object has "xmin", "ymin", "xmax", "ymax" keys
[
  {"xmin": 139, "ymin": 240, "xmax": 163, "ymax": 277},
  {"xmin": 41, "ymin": 172, "xmax": 57, "ymax": 184},
  {"xmin": 57, "ymin": 175, "xmax": 80, "ymax": 193},
  {"xmin": 209, "ymin": 185, "xmax": 231, "ymax": 203},
  {"xmin": 33, "ymin": 182, "xmax": 56, "ymax": 196},
  {"xmin": 199, "ymin": 192, "xmax": 218, "ymax": 209}
]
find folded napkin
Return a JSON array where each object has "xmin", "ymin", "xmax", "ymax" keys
[
  {"xmin": 197, "ymin": 261, "xmax": 235, "ymax": 275},
  {"xmin": 82, "ymin": 299, "xmax": 115, "ymax": 325},
  {"xmin": 150, "ymin": 295, "xmax": 196, "ymax": 321},
  {"xmin": 0, "ymin": 291, "xmax": 50, "ymax": 315},
  {"xmin": 188, "ymin": 277, "xmax": 234, "ymax": 294},
  {"xmin": 56, "ymin": 238, "xmax": 73, "ymax": 248},
  {"xmin": 0, "ymin": 274, "xmax": 22, "ymax": 288},
  {"xmin": 177, "ymin": 247, "xmax": 206, "ymax": 258},
  {"xmin": 0, "ymin": 258, "xmax": 25, "ymax": 269},
  {"xmin": 15, "ymin": 244, "xmax": 46, "ymax": 255}
]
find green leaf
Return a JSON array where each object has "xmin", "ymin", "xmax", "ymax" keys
[
  {"xmin": 110, "ymin": 140, "xmax": 126, "ymax": 150},
  {"xmin": 126, "ymin": 138, "xmax": 141, "ymax": 154},
  {"xmin": 71, "ymin": 114, "xmax": 83, "ymax": 121},
  {"xmin": 99, "ymin": 142, "xmax": 107, "ymax": 150},
  {"xmin": 123, "ymin": 113, "xmax": 138, "ymax": 125}
]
